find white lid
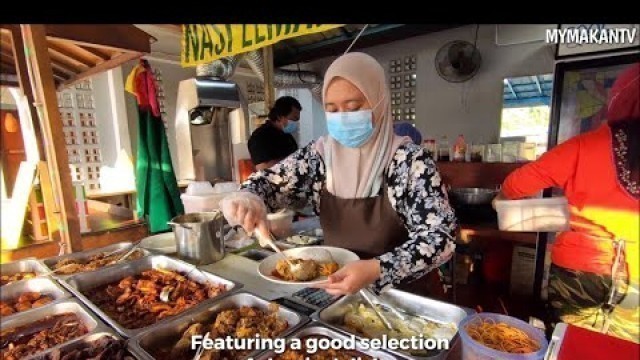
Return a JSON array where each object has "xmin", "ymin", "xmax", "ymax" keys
[{"xmin": 185, "ymin": 181, "xmax": 215, "ymax": 195}]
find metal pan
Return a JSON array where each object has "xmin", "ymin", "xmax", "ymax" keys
[
  {"xmin": 315, "ymin": 288, "xmax": 474, "ymax": 359},
  {"xmin": 62, "ymin": 255, "xmax": 241, "ymax": 338},
  {"xmin": 0, "ymin": 299, "xmax": 108, "ymax": 360},
  {"xmin": 130, "ymin": 291, "xmax": 308, "ymax": 360},
  {"xmin": 252, "ymin": 323, "xmax": 401, "ymax": 360},
  {"xmin": 42, "ymin": 242, "xmax": 152, "ymax": 279},
  {"xmin": 1, "ymin": 258, "xmax": 50, "ymax": 286},
  {"xmin": 25, "ymin": 331, "xmax": 139, "ymax": 360},
  {"xmin": 0, "ymin": 277, "xmax": 71, "ymax": 321}
]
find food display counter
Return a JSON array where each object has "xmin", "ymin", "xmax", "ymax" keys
[
  {"xmin": 7, "ymin": 219, "xmax": 626, "ymax": 360},
  {"xmin": 0, "ymin": 237, "xmax": 479, "ymax": 360}
]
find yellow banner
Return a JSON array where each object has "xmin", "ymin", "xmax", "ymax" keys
[{"xmin": 181, "ymin": 24, "xmax": 343, "ymax": 67}]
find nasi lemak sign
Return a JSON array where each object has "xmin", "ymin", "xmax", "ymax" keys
[{"xmin": 181, "ymin": 24, "xmax": 342, "ymax": 67}]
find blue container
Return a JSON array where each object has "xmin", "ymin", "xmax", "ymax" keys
[{"xmin": 459, "ymin": 313, "xmax": 549, "ymax": 360}]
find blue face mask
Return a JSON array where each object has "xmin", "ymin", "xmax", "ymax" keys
[
  {"xmin": 283, "ymin": 120, "xmax": 298, "ymax": 134},
  {"xmin": 325, "ymin": 110, "xmax": 374, "ymax": 148}
]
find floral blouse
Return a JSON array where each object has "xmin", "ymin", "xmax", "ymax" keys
[{"xmin": 241, "ymin": 141, "xmax": 457, "ymax": 293}]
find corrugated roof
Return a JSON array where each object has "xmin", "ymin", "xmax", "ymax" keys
[{"xmin": 503, "ymin": 74, "xmax": 553, "ymax": 107}]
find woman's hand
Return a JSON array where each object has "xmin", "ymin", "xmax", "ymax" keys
[
  {"xmin": 313, "ymin": 259, "xmax": 381, "ymax": 295},
  {"xmin": 220, "ymin": 192, "xmax": 268, "ymax": 236}
]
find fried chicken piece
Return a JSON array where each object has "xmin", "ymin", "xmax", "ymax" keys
[
  {"xmin": 169, "ymin": 323, "xmax": 204, "ymax": 358},
  {"xmin": 0, "ymin": 302, "xmax": 15, "ymax": 316}
]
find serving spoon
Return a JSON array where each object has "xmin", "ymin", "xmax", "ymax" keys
[{"xmin": 255, "ymin": 228, "xmax": 316, "ymax": 281}]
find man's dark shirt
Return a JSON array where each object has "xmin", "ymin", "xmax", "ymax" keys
[{"xmin": 248, "ymin": 121, "xmax": 298, "ymax": 166}]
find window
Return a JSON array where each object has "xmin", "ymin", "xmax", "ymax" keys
[{"xmin": 500, "ymin": 74, "xmax": 553, "ymax": 159}]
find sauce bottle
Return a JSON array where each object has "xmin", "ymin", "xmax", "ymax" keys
[{"xmin": 453, "ymin": 134, "xmax": 467, "ymax": 162}]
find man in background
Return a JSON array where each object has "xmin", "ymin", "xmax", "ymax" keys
[{"xmin": 248, "ymin": 96, "xmax": 301, "ymax": 171}]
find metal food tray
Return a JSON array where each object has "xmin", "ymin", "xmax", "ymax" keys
[
  {"xmin": 0, "ymin": 277, "xmax": 71, "ymax": 321},
  {"xmin": 0, "ymin": 299, "xmax": 109, "ymax": 360},
  {"xmin": 1, "ymin": 258, "xmax": 50, "ymax": 286},
  {"xmin": 25, "ymin": 331, "xmax": 139, "ymax": 360},
  {"xmin": 130, "ymin": 291, "xmax": 308, "ymax": 360},
  {"xmin": 253, "ymin": 323, "xmax": 400, "ymax": 360},
  {"xmin": 42, "ymin": 241, "xmax": 153, "ymax": 280},
  {"xmin": 314, "ymin": 288, "xmax": 474, "ymax": 360},
  {"xmin": 62, "ymin": 255, "xmax": 241, "ymax": 338}
]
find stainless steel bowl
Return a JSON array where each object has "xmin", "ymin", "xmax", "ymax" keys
[{"xmin": 449, "ymin": 187, "xmax": 498, "ymax": 205}]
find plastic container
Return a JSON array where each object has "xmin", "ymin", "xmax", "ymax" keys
[
  {"xmin": 184, "ymin": 181, "xmax": 214, "ymax": 195},
  {"xmin": 180, "ymin": 193, "xmax": 224, "ymax": 213},
  {"xmin": 494, "ymin": 197, "xmax": 570, "ymax": 232},
  {"xmin": 459, "ymin": 313, "xmax": 549, "ymax": 360},
  {"xmin": 213, "ymin": 181, "xmax": 239, "ymax": 193},
  {"xmin": 267, "ymin": 209, "xmax": 295, "ymax": 238}
]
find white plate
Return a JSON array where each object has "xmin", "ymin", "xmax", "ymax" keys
[
  {"xmin": 257, "ymin": 246, "xmax": 359, "ymax": 286},
  {"xmin": 139, "ymin": 232, "xmax": 176, "ymax": 254}
]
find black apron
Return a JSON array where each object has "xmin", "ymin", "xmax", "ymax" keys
[{"xmin": 319, "ymin": 185, "xmax": 442, "ymax": 297}]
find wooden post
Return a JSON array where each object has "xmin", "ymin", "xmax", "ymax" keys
[
  {"xmin": 21, "ymin": 24, "xmax": 82, "ymax": 252},
  {"xmin": 9, "ymin": 26, "xmax": 61, "ymax": 244},
  {"xmin": 262, "ymin": 46, "xmax": 275, "ymax": 109}
]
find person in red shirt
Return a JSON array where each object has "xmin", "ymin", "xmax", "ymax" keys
[{"xmin": 497, "ymin": 63, "xmax": 639, "ymax": 343}]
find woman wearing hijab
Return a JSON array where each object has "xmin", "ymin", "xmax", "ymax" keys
[
  {"xmin": 222, "ymin": 52, "xmax": 456, "ymax": 295},
  {"xmin": 496, "ymin": 63, "xmax": 639, "ymax": 343}
]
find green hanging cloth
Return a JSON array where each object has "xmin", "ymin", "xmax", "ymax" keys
[{"xmin": 127, "ymin": 60, "xmax": 184, "ymax": 233}]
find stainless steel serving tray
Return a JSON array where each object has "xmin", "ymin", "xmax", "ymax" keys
[
  {"xmin": 0, "ymin": 299, "xmax": 110, "ymax": 360},
  {"xmin": 253, "ymin": 323, "xmax": 400, "ymax": 360},
  {"xmin": 131, "ymin": 291, "xmax": 308, "ymax": 360},
  {"xmin": 26, "ymin": 331, "xmax": 139, "ymax": 360},
  {"xmin": 62, "ymin": 255, "xmax": 241, "ymax": 338},
  {"xmin": 0, "ymin": 277, "xmax": 71, "ymax": 321},
  {"xmin": 42, "ymin": 242, "xmax": 152, "ymax": 280},
  {"xmin": 315, "ymin": 289, "xmax": 474, "ymax": 360},
  {"xmin": 1, "ymin": 258, "xmax": 50, "ymax": 286}
]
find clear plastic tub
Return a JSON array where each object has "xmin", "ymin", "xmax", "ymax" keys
[
  {"xmin": 459, "ymin": 313, "xmax": 548, "ymax": 360},
  {"xmin": 180, "ymin": 193, "xmax": 227, "ymax": 213},
  {"xmin": 267, "ymin": 209, "xmax": 295, "ymax": 238},
  {"xmin": 494, "ymin": 197, "xmax": 569, "ymax": 232}
]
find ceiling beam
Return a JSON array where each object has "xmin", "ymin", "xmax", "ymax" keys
[
  {"xmin": 533, "ymin": 75, "xmax": 543, "ymax": 94},
  {"xmin": 47, "ymin": 40, "xmax": 96, "ymax": 68},
  {"xmin": 44, "ymin": 24, "xmax": 152, "ymax": 53},
  {"xmin": 0, "ymin": 51, "xmax": 15, "ymax": 66},
  {"xmin": 59, "ymin": 51, "xmax": 142, "ymax": 89},
  {"xmin": 47, "ymin": 48, "xmax": 90, "ymax": 73},
  {"xmin": 274, "ymin": 24, "xmax": 466, "ymax": 66},
  {"xmin": 77, "ymin": 45, "xmax": 112, "ymax": 61},
  {"xmin": 505, "ymin": 79, "xmax": 517, "ymax": 98}
]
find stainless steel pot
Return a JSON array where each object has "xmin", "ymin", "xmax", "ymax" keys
[
  {"xmin": 168, "ymin": 212, "xmax": 225, "ymax": 265},
  {"xmin": 449, "ymin": 187, "xmax": 498, "ymax": 205}
]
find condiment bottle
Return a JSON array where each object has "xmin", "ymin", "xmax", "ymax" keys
[
  {"xmin": 438, "ymin": 136, "xmax": 450, "ymax": 162},
  {"xmin": 453, "ymin": 134, "xmax": 466, "ymax": 162}
]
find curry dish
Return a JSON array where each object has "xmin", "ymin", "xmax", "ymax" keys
[
  {"xmin": 272, "ymin": 258, "xmax": 339, "ymax": 282},
  {"xmin": 1, "ymin": 272, "xmax": 37, "ymax": 286},
  {"xmin": 152, "ymin": 304, "xmax": 289, "ymax": 360},
  {"xmin": 0, "ymin": 292, "xmax": 54, "ymax": 316},
  {"xmin": 35, "ymin": 336, "xmax": 135, "ymax": 360},
  {"xmin": 276, "ymin": 335, "xmax": 374, "ymax": 360},
  {"xmin": 0, "ymin": 313, "xmax": 89, "ymax": 360},
  {"xmin": 53, "ymin": 249, "xmax": 145, "ymax": 275},
  {"xmin": 84, "ymin": 269, "xmax": 227, "ymax": 329}
]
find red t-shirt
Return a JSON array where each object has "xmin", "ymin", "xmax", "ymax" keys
[{"xmin": 502, "ymin": 124, "xmax": 639, "ymax": 282}]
